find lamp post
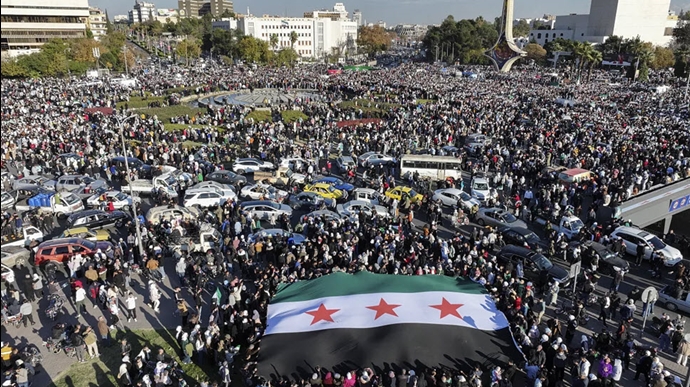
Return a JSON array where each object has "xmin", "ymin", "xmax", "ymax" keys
[{"xmin": 116, "ymin": 114, "xmax": 145, "ymax": 260}]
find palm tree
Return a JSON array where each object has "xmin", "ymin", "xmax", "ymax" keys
[
  {"xmin": 587, "ymin": 50, "xmax": 603, "ymax": 82},
  {"xmin": 270, "ymin": 33, "xmax": 279, "ymax": 51},
  {"xmin": 290, "ymin": 31, "xmax": 298, "ymax": 49},
  {"xmin": 637, "ymin": 47, "xmax": 655, "ymax": 81}
]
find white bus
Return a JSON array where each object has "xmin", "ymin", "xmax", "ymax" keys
[{"xmin": 400, "ymin": 155, "xmax": 464, "ymax": 180}]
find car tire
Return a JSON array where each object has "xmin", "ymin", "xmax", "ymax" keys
[
  {"xmin": 238, "ymin": 169, "xmax": 245, "ymax": 175},
  {"xmin": 477, "ymin": 219, "xmax": 485, "ymax": 226},
  {"xmin": 666, "ymin": 302, "xmax": 678, "ymax": 312}
]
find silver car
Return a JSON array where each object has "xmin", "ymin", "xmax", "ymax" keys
[
  {"xmin": 475, "ymin": 207, "xmax": 527, "ymax": 229},
  {"xmin": 336, "ymin": 200, "xmax": 391, "ymax": 220},
  {"xmin": 239, "ymin": 200, "xmax": 293, "ymax": 220},
  {"xmin": 432, "ymin": 188, "xmax": 480, "ymax": 210}
]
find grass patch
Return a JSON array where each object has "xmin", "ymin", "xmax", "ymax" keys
[
  {"xmin": 246, "ymin": 110, "xmax": 273, "ymax": 122},
  {"xmin": 181, "ymin": 140, "xmax": 206, "ymax": 150},
  {"xmin": 116, "ymin": 95, "xmax": 166, "ymax": 109},
  {"xmin": 339, "ymin": 98, "xmax": 400, "ymax": 113},
  {"xmin": 48, "ymin": 329, "xmax": 214, "ymax": 387},
  {"xmin": 138, "ymin": 106, "xmax": 206, "ymax": 123},
  {"xmin": 281, "ymin": 110, "xmax": 308, "ymax": 124}
]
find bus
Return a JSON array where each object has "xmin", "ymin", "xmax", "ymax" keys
[{"xmin": 400, "ymin": 155, "xmax": 464, "ymax": 181}]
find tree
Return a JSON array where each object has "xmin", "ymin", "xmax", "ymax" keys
[
  {"xmin": 587, "ymin": 50, "xmax": 602, "ymax": 82},
  {"xmin": 673, "ymin": 20, "xmax": 690, "ymax": 49},
  {"xmin": 598, "ymin": 35, "xmax": 624, "ymax": 55},
  {"xmin": 176, "ymin": 38, "xmax": 201, "ymax": 66},
  {"xmin": 70, "ymin": 38, "xmax": 101, "ymax": 63},
  {"xmin": 651, "ymin": 46, "xmax": 675, "ymax": 69},
  {"xmin": 524, "ymin": 43, "xmax": 546, "ymax": 61},
  {"xmin": 357, "ymin": 25, "xmax": 391, "ymax": 56},
  {"xmin": 120, "ymin": 48, "xmax": 136, "ymax": 72},
  {"xmin": 290, "ymin": 31, "xmax": 298, "ymax": 49},
  {"xmin": 219, "ymin": 10, "xmax": 235, "ymax": 18},
  {"xmin": 269, "ymin": 34, "xmax": 279, "ymax": 51},
  {"xmin": 238, "ymin": 36, "xmax": 271, "ymax": 63},
  {"xmin": 637, "ymin": 47, "xmax": 655, "ymax": 81},
  {"xmin": 0, "ymin": 59, "xmax": 29, "ymax": 78},
  {"xmin": 276, "ymin": 48, "xmax": 298, "ymax": 67},
  {"xmin": 513, "ymin": 19, "xmax": 531, "ymax": 37}
]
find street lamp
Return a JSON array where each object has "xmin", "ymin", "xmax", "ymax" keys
[{"xmin": 116, "ymin": 114, "xmax": 146, "ymax": 260}]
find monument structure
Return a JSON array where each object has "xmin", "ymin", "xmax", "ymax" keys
[{"xmin": 485, "ymin": 0, "xmax": 526, "ymax": 72}]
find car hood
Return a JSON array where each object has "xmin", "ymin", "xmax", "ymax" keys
[
  {"xmin": 661, "ymin": 245, "xmax": 683, "ymax": 261},
  {"xmin": 335, "ymin": 183, "xmax": 355, "ymax": 192},
  {"xmin": 603, "ymin": 256, "xmax": 630, "ymax": 271},
  {"xmin": 549, "ymin": 265, "xmax": 570, "ymax": 281}
]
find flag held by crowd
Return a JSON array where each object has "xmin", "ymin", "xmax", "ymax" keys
[{"xmin": 258, "ymin": 272, "xmax": 523, "ymax": 378}]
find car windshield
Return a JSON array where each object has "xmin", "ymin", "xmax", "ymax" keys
[
  {"xmin": 473, "ymin": 182, "xmax": 489, "ymax": 190},
  {"xmin": 81, "ymin": 240, "xmax": 97, "ymax": 250},
  {"xmin": 533, "ymin": 254, "xmax": 553, "ymax": 270},
  {"xmin": 163, "ymin": 176, "xmax": 177, "ymax": 186},
  {"xmin": 460, "ymin": 192, "xmax": 472, "ymax": 201},
  {"xmin": 523, "ymin": 232, "xmax": 539, "ymax": 242},
  {"xmin": 649, "ymin": 236, "xmax": 666, "ymax": 250},
  {"xmin": 115, "ymin": 193, "xmax": 128, "ymax": 201},
  {"xmin": 407, "ymin": 189, "xmax": 418, "ymax": 197},
  {"xmin": 501, "ymin": 213, "xmax": 518, "ymax": 223},
  {"xmin": 63, "ymin": 194, "xmax": 81, "ymax": 205}
]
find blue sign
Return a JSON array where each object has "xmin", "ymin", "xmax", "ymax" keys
[{"xmin": 669, "ymin": 194, "xmax": 690, "ymax": 213}]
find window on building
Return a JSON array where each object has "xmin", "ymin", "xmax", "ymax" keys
[
  {"xmin": 560, "ymin": 33, "xmax": 563, "ymax": 36},
  {"xmin": 664, "ymin": 27, "xmax": 674, "ymax": 36},
  {"xmin": 537, "ymin": 33, "xmax": 541, "ymax": 39},
  {"xmin": 552, "ymin": 33, "xmax": 556, "ymax": 38}
]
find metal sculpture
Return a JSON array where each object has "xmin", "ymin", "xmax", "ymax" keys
[{"xmin": 485, "ymin": 0, "xmax": 526, "ymax": 72}]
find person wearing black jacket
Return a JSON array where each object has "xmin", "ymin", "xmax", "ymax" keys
[{"xmin": 70, "ymin": 326, "xmax": 85, "ymax": 362}]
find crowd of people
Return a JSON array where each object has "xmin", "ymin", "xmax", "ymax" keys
[{"xmin": 1, "ymin": 57, "xmax": 689, "ymax": 387}]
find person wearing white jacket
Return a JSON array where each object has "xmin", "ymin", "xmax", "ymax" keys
[
  {"xmin": 148, "ymin": 281, "xmax": 161, "ymax": 313},
  {"xmin": 611, "ymin": 358, "xmax": 622, "ymax": 387},
  {"xmin": 125, "ymin": 291, "xmax": 138, "ymax": 322}
]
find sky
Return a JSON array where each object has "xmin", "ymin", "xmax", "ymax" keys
[{"xmin": 97, "ymin": 0, "xmax": 690, "ymax": 25}]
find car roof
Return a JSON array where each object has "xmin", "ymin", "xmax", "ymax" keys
[
  {"xmin": 346, "ymin": 200, "xmax": 371, "ymax": 207},
  {"xmin": 437, "ymin": 188, "xmax": 463, "ymax": 194},
  {"xmin": 354, "ymin": 187, "xmax": 376, "ymax": 193},
  {"xmin": 503, "ymin": 227, "xmax": 534, "ymax": 236},
  {"xmin": 614, "ymin": 226, "xmax": 653, "ymax": 239},
  {"xmin": 500, "ymin": 244, "xmax": 533, "ymax": 255},
  {"xmin": 38, "ymin": 238, "xmax": 84, "ymax": 247},
  {"xmin": 240, "ymin": 200, "xmax": 277, "ymax": 206}
]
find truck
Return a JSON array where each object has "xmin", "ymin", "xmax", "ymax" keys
[
  {"xmin": 253, "ymin": 167, "xmax": 306, "ymax": 187},
  {"xmin": 14, "ymin": 191, "xmax": 85, "ymax": 218},
  {"xmin": 531, "ymin": 210, "xmax": 585, "ymax": 240},
  {"xmin": 121, "ymin": 172, "xmax": 180, "ymax": 198},
  {"xmin": 1, "ymin": 226, "xmax": 44, "ymax": 248}
]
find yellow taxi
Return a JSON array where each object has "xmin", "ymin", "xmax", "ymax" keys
[
  {"xmin": 385, "ymin": 186, "xmax": 423, "ymax": 203},
  {"xmin": 60, "ymin": 227, "xmax": 111, "ymax": 241},
  {"xmin": 303, "ymin": 183, "xmax": 346, "ymax": 200}
]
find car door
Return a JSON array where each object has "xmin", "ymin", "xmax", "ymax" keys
[
  {"xmin": 617, "ymin": 233, "xmax": 636, "ymax": 255},
  {"xmin": 54, "ymin": 245, "xmax": 71, "ymax": 262}
]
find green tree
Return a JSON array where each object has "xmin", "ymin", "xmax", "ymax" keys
[
  {"xmin": 637, "ymin": 47, "xmax": 655, "ymax": 81},
  {"xmin": 276, "ymin": 48, "xmax": 298, "ymax": 66},
  {"xmin": 176, "ymin": 38, "xmax": 201, "ymax": 66},
  {"xmin": 0, "ymin": 59, "xmax": 29, "ymax": 78},
  {"xmin": 269, "ymin": 34, "xmax": 279, "ymax": 51},
  {"xmin": 587, "ymin": 50, "xmax": 602, "ymax": 82},
  {"xmin": 512, "ymin": 19, "xmax": 531, "ymax": 37},
  {"xmin": 357, "ymin": 25, "xmax": 391, "ymax": 56},
  {"xmin": 673, "ymin": 20, "xmax": 690, "ymax": 49},
  {"xmin": 219, "ymin": 9, "xmax": 235, "ymax": 18},
  {"xmin": 524, "ymin": 43, "xmax": 546, "ymax": 61},
  {"xmin": 651, "ymin": 46, "xmax": 675, "ymax": 69},
  {"xmin": 290, "ymin": 31, "xmax": 298, "ymax": 49},
  {"xmin": 597, "ymin": 35, "xmax": 624, "ymax": 55},
  {"xmin": 238, "ymin": 36, "xmax": 271, "ymax": 63},
  {"xmin": 674, "ymin": 52, "xmax": 688, "ymax": 78}
]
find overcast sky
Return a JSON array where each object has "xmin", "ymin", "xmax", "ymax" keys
[{"xmin": 97, "ymin": 0, "xmax": 689, "ymax": 25}]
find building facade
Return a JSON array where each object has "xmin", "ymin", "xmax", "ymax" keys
[
  {"xmin": 178, "ymin": 0, "xmax": 204, "ymax": 18},
  {"xmin": 179, "ymin": 0, "xmax": 233, "ymax": 18},
  {"xmin": 128, "ymin": 1, "xmax": 157, "ymax": 24},
  {"xmin": 212, "ymin": 18, "xmax": 238, "ymax": 30},
  {"xmin": 88, "ymin": 7, "xmax": 108, "ymax": 40},
  {"xmin": 237, "ymin": 16, "xmax": 357, "ymax": 59},
  {"xmin": 304, "ymin": 3, "xmax": 348, "ymax": 21},
  {"xmin": 1, "ymin": 0, "xmax": 89, "ymax": 58},
  {"xmin": 352, "ymin": 10, "xmax": 363, "ymax": 26}
]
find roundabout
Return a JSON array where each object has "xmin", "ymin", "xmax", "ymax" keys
[{"xmin": 198, "ymin": 88, "xmax": 323, "ymax": 107}]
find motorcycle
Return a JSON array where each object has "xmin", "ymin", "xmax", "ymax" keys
[{"xmin": 45, "ymin": 294, "xmax": 65, "ymax": 321}]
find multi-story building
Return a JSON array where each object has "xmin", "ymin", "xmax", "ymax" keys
[
  {"xmin": 128, "ymin": 1, "xmax": 157, "ymax": 24},
  {"xmin": 352, "ymin": 10, "xmax": 363, "ymax": 26},
  {"xmin": 529, "ymin": 0, "xmax": 675, "ymax": 47},
  {"xmin": 178, "ymin": 0, "xmax": 204, "ymax": 18},
  {"xmin": 113, "ymin": 15, "xmax": 130, "ymax": 24},
  {"xmin": 155, "ymin": 9, "xmax": 179, "ymax": 24},
  {"xmin": 209, "ymin": 0, "xmax": 233, "ymax": 16},
  {"xmin": 88, "ymin": 7, "xmax": 108, "ymax": 40},
  {"xmin": 179, "ymin": 0, "xmax": 233, "ymax": 18},
  {"xmin": 1, "ymin": 0, "xmax": 89, "ymax": 58},
  {"xmin": 212, "ymin": 18, "xmax": 238, "ymax": 31},
  {"xmin": 393, "ymin": 24, "xmax": 429, "ymax": 41},
  {"xmin": 237, "ymin": 15, "xmax": 357, "ymax": 59},
  {"xmin": 304, "ymin": 3, "xmax": 348, "ymax": 21}
]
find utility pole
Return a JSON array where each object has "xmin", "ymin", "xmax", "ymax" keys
[
  {"xmin": 117, "ymin": 115, "xmax": 145, "ymax": 260},
  {"xmin": 123, "ymin": 45, "xmax": 129, "ymax": 76}
]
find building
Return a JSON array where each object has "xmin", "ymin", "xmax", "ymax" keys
[
  {"xmin": 155, "ymin": 9, "xmax": 180, "ymax": 24},
  {"xmin": 529, "ymin": 0, "xmax": 675, "ymax": 47},
  {"xmin": 128, "ymin": 1, "xmax": 157, "ymax": 24},
  {"xmin": 1, "ymin": 0, "xmax": 90, "ymax": 58},
  {"xmin": 393, "ymin": 24, "xmax": 429, "ymax": 41},
  {"xmin": 179, "ymin": 0, "xmax": 233, "ymax": 18},
  {"xmin": 88, "ymin": 7, "xmax": 108, "ymax": 40},
  {"xmin": 237, "ymin": 15, "xmax": 357, "ymax": 59},
  {"xmin": 367, "ymin": 21, "xmax": 387, "ymax": 29},
  {"xmin": 352, "ymin": 10, "xmax": 363, "ymax": 26},
  {"xmin": 113, "ymin": 15, "xmax": 130, "ymax": 24},
  {"xmin": 304, "ymin": 2, "xmax": 348, "ymax": 21},
  {"xmin": 212, "ymin": 18, "xmax": 238, "ymax": 30},
  {"xmin": 178, "ymin": 0, "xmax": 204, "ymax": 18}
]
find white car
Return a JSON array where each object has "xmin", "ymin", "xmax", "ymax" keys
[
  {"xmin": 86, "ymin": 190, "xmax": 140, "ymax": 210},
  {"xmin": 190, "ymin": 181, "xmax": 236, "ymax": 193},
  {"xmin": 232, "ymin": 158, "xmax": 275, "ymax": 174},
  {"xmin": 240, "ymin": 183, "xmax": 288, "ymax": 201},
  {"xmin": 12, "ymin": 175, "xmax": 56, "ymax": 191},
  {"xmin": 185, "ymin": 185, "xmax": 237, "ymax": 208},
  {"xmin": 336, "ymin": 200, "xmax": 391, "ymax": 220},
  {"xmin": 470, "ymin": 177, "xmax": 497, "ymax": 204},
  {"xmin": 1, "ymin": 263, "xmax": 15, "ymax": 285},
  {"xmin": 610, "ymin": 226, "xmax": 683, "ymax": 267},
  {"xmin": 433, "ymin": 188, "xmax": 480, "ymax": 210}
]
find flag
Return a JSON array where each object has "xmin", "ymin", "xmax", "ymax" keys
[
  {"xmin": 281, "ymin": 20, "xmax": 289, "ymax": 26},
  {"xmin": 258, "ymin": 272, "xmax": 523, "ymax": 378},
  {"xmin": 212, "ymin": 287, "xmax": 222, "ymax": 303}
]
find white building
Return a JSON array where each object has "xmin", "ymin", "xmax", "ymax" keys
[
  {"xmin": 352, "ymin": 10, "xmax": 363, "ymax": 26},
  {"xmin": 88, "ymin": 7, "xmax": 108, "ymax": 40},
  {"xmin": 113, "ymin": 15, "xmax": 130, "ymax": 24},
  {"xmin": 1, "ymin": 0, "xmax": 89, "ymax": 59},
  {"xmin": 128, "ymin": 1, "xmax": 157, "ymax": 24},
  {"xmin": 238, "ymin": 15, "xmax": 357, "ymax": 59},
  {"xmin": 212, "ymin": 18, "xmax": 238, "ymax": 31},
  {"xmin": 304, "ymin": 3, "xmax": 348, "ymax": 21},
  {"xmin": 155, "ymin": 9, "xmax": 180, "ymax": 23},
  {"xmin": 529, "ymin": 0, "xmax": 676, "ymax": 47},
  {"xmin": 393, "ymin": 24, "xmax": 429, "ymax": 41}
]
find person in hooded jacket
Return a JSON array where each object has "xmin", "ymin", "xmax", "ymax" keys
[{"xmin": 611, "ymin": 357, "xmax": 622, "ymax": 387}]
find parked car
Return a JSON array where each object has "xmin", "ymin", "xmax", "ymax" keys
[
  {"xmin": 303, "ymin": 183, "xmax": 347, "ymax": 200},
  {"xmin": 238, "ymin": 201, "xmax": 293, "ymax": 220},
  {"xmin": 232, "ymin": 158, "xmax": 275, "ymax": 174},
  {"xmin": 183, "ymin": 190, "xmax": 231, "ymax": 208},
  {"xmin": 145, "ymin": 205, "xmax": 200, "ymax": 226},
  {"xmin": 499, "ymin": 227, "xmax": 548, "ymax": 251},
  {"xmin": 496, "ymin": 245, "xmax": 571, "ymax": 287},
  {"xmin": 470, "ymin": 176, "xmax": 498, "ymax": 204},
  {"xmin": 12, "ymin": 175, "xmax": 56, "ymax": 191},
  {"xmin": 110, "ymin": 156, "xmax": 153, "ymax": 178},
  {"xmin": 357, "ymin": 152, "xmax": 396, "ymax": 167},
  {"xmin": 1, "ymin": 192, "xmax": 15, "ymax": 210},
  {"xmin": 86, "ymin": 190, "xmax": 140, "ymax": 211},
  {"xmin": 610, "ymin": 226, "xmax": 683, "ymax": 267},
  {"xmin": 659, "ymin": 285, "xmax": 690, "ymax": 313},
  {"xmin": 313, "ymin": 176, "xmax": 355, "ymax": 193},
  {"xmin": 1, "ymin": 246, "xmax": 30, "ymax": 268},
  {"xmin": 336, "ymin": 200, "xmax": 391, "ymax": 220},
  {"xmin": 1, "ymin": 263, "xmax": 15, "ymax": 285},
  {"xmin": 432, "ymin": 188, "xmax": 480, "ymax": 211},
  {"xmin": 55, "ymin": 175, "xmax": 108, "ymax": 192},
  {"xmin": 34, "ymin": 238, "xmax": 113, "ymax": 268},
  {"xmin": 570, "ymin": 240, "xmax": 630, "ymax": 274},
  {"xmin": 240, "ymin": 183, "xmax": 288, "ymax": 201},
  {"xmin": 475, "ymin": 207, "xmax": 528, "ymax": 229},
  {"xmin": 0, "ymin": 226, "xmax": 44, "ymax": 248},
  {"xmin": 385, "ymin": 186, "xmax": 423, "ymax": 203},
  {"xmin": 335, "ymin": 156, "xmax": 356, "ymax": 172},
  {"xmin": 248, "ymin": 228, "xmax": 306, "ymax": 245},
  {"xmin": 287, "ymin": 191, "xmax": 335, "ymax": 210},
  {"xmin": 350, "ymin": 188, "xmax": 380, "ymax": 205},
  {"xmin": 60, "ymin": 227, "xmax": 111, "ymax": 241},
  {"xmin": 66, "ymin": 209, "xmax": 130, "ymax": 229},
  {"xmin": 205, "ymin": 170, "xmax": 247, "ymax": 186},
  {"xmin": 300, "ymin": 210, "xmax": 344, "ymax": 226}
]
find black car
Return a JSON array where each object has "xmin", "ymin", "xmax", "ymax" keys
[
  {"xmin": 499, "ymin": 227, "xmax": 549, "ymax": 251},
  {"xmin": 206, "ymin": 170, "xmax": 248, "ymax": 186},
  {"xmin": 110, "ymin": 156, "xmax": 152, "ymax": 178},
  {"xmin": 287, "ymin": 192, "xmax": 335, "ymax": 211},
  {"xmin": 67, "ymin": 209, "xmax": 131, "ymax": 230},
  {"xmin": 496, "ymin": 245, "xmax": 571, "ymax": 287},
  {"xmin": 570, "ymin": 241, "xmax": 630, "ymax": 275}
]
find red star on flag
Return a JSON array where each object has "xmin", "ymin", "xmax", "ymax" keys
[
  {"xmin": 366, "ymin": 298, "xmax": 401, "ymax": 320},
  {"xmin": 305, "ymin": 303, "xmax": 340, "ymax": 325},
  {"xmin": 430, "ymin": 298, "xmax": 464, "ymax": 319}
]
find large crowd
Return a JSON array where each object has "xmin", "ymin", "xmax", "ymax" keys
[{"xmin": 1, "ymin": 58, "xmax": 690, "ymax": 387}]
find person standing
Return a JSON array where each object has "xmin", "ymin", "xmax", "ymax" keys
[
  {"xmin": 83, "ymin": 326, "xmax": 100, "ymax": 359},
  {"xmin": 636, "ymin": 240, "xmax": 646, "ymax": 265},
  {"xmin": 148, "ymin": 281, "xmax": 161, "ymax": 313},
  {"xmin": 70, "ymin": 325, "xmax": 86, "ymax": 363},
  {"xmin": 97, "ymin": 315, "xmax": 110, "ymax": 347},
  {"xmin": 19, "ymin": 299, "xmax": 35, "ymax": 327},
  {"xmin": 109, "ymin": 297, "xmax": 123, "ymax": 330},
  {"xmin": 74, "ymin": 285, "xmax": 87, "ymax": 317},
  {"xmin": 598, "ymin": 293, "xmax": 611, "ymax": 327},
  {"xmin": 125, "ymin": 291, "xmax": 138, "ymax": 322},
  {"xmin": 32, "ymin": 273, "xmax": 43, "ymax": 300}
]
